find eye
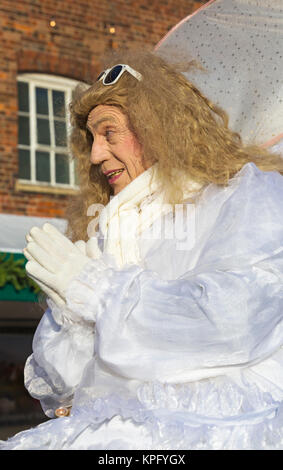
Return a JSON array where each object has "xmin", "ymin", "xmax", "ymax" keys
[
  {"xmin": 105, "ymin": 129, "xmax": 114, "ymax": 141},
  {"xmin": 86, "ymin": 128, "xmax": 93, "ymax": 139},
  {"xmin": 86, "ymin": 129, "xmax": 94, "ymax": 145}
]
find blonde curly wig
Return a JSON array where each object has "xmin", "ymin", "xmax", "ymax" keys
[{"xmin": 66, "ymin": 47, "xmax": 283, "ymax": 242}]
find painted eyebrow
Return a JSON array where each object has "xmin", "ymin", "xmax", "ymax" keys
[{"xmin": 86, "ymin": 116, "xmax": 117, "ymax": 132}]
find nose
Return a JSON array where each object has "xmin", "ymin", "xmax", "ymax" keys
[{"xmin": 89, "ymin": 136, "xmax": 108, "ymax": 166}]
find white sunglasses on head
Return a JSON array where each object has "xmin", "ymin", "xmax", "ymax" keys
[{"xmin": 96, "ymin": 64, "xmax": 142, "ymax": 85}]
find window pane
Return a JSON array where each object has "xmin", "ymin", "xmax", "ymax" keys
[
  {"xmin": 18, "ymin": 149, "xmax": 31, "ymax": 180},
  {"xmin": 55, "ymin": 153, "xmax": 69, "ymax": 184},
  {"xmin": 18, "ymin": 82, "xmax": 29, "ymax": 112},
  {"xmin": 54, "ymin": 120, "xmax": 67, "ymax": 147},
  {"xmin": 18, "ymin": 115, "xmax": 30, "ymax": 145},
  {"xmin": 52, "ymin": 90, "xmax": 65, "ymax": 117},
  {"xmin": 37, "ymin": 118, "xmax": 50, "ymax": 145},
  {"xmin": 36, "ymin": 151, "xmax": 50, "ymax": 182},
  {"xmin": 36, "ymin": 87, "xmax": 49, "ymax": 115}
]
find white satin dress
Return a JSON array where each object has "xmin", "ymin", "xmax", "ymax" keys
[{"xmin": 1, "ymin": 162, "xmax": 283, "ymax": 450}]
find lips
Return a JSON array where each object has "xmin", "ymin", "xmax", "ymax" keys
[
  {"xmin": 104, "ymin": 168, "xmax": 124, "ymax": 179},
  {"xmin": 104, "ymin": 168, "xmax": 125, "ymax": 184}
]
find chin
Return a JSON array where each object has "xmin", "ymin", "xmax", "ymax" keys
[{"xmin": 113, "ymin": 186, "xmax": 124, "ymax": 195}]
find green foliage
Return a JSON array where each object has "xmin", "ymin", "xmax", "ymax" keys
[{"xmin": 0, "ymin": 253, "xmax": 41, "ymax": 294}]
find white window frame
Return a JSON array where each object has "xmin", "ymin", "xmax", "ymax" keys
[{"xmin": 17, "ymin": 73, "xmax": 80, "ymax": 189}]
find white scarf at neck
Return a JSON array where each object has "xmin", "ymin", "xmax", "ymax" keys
[{"xmin": 96, "ymin": 163, "xmax": 202, "ymax": 267}]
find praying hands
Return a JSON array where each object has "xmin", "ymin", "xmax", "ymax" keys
[{"xmin": 23, "ymin": 223, "xmax": 91, "ymax": 306}]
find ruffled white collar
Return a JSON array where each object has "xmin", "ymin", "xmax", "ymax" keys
[{"xmin": 98, "ymin": 163, "xmax": 202, "ymax": 267}]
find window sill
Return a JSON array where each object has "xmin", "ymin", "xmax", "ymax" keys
[{"xmin": 15, "ymin": 180, "xmax": 79, "ymax": 196}]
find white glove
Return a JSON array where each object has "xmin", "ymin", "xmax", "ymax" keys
[
  {"xmin": 74, "ymin": 239, "xmax": 87, "ymax": 255},
  {"xmin": 24, "ymin": 223, "xmax": 90, "ymax": 307},
  {"xmin": 24, "ymin": 244, "xmax": 65, "ymax": 306},
  {"xmin": 25, "ymin": 235, "xmax": 87, "ymax": 306}
]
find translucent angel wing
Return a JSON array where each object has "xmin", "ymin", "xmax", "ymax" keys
[{"xmin": 155, "ymin": 0, "xmax": 283, "ymax": 148}]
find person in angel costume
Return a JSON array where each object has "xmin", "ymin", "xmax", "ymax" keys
[{"xmin": 1, "ymin": 0, "xmax": 283, "ymax": 450}]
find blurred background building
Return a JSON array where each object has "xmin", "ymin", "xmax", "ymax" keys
[{"xmin": 0, "ymin": 0, "xmax": 208, "ymax": 441}]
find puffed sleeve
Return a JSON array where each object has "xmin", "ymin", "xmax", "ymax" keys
[
  {"xmin": 64, "ymin": 163, "xmax": 283, "ymax": 383},
  {"xmin": 23, "ymin": 235, "xmax": 105, "ymax": 418},
  {"xmin": 24, "ymin": 302, "xmax": 96, "ymax": 418}
]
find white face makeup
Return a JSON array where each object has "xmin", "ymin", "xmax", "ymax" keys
[{"xmin": 87, "ymin": 105, "xmax": 151, "ymax": 195}]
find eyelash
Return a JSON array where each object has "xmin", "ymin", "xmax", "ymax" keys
[{"xmin": 87, "ymin": 128, "xmax": 114, "ymax": 144}]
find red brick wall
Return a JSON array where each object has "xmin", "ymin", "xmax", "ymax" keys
[{"xmin": 0, "ymin": 0, "xmax": 208, "ymax": 218}]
